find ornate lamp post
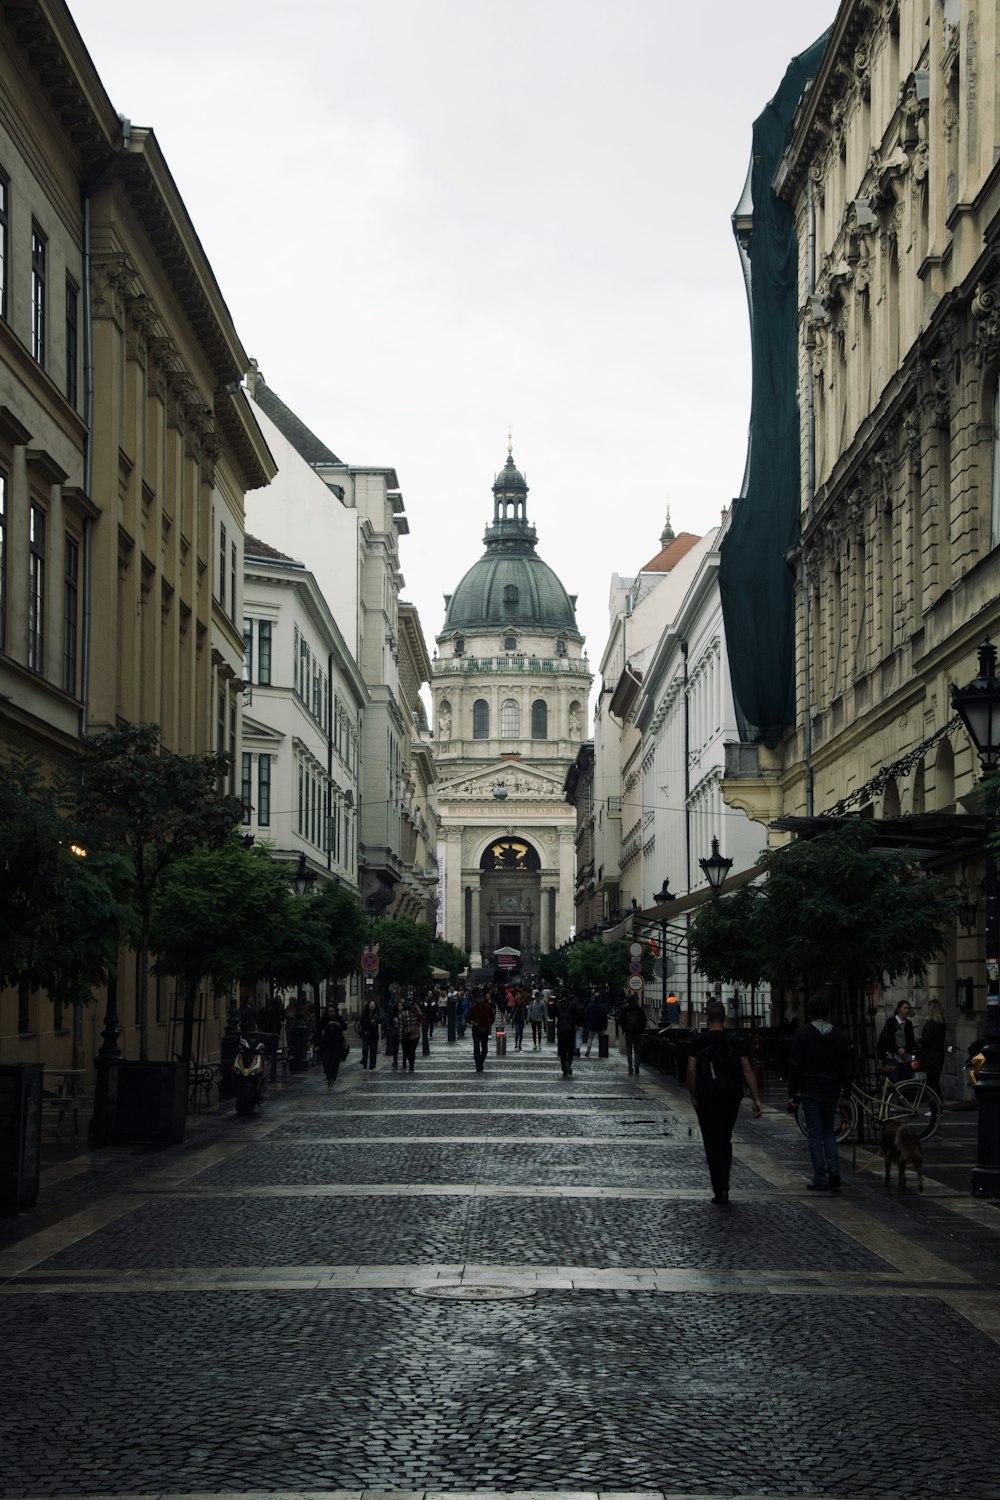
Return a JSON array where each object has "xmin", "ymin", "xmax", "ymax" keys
[
  {"xmin": 653, "ymin": 878, "xmax": 675, "ymax": 1009},
  {"xmin": 699, "ymin": 836, "xmax": 734, "ymax": 894},
  {"xmin": 951, "ymin": 638, "xmax": 1000, "ymax": 1198},
  {"xmin": 288, "ymin": 852, "xmax": 317, "ymax": 1072}
]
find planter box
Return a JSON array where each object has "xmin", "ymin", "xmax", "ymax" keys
[
  {"xmin": 0, "ymin": 1064, "xmax": 43, "ymax": 1212},
  {"xmin": 92, "ymin": 1061, "xmax": 186, "ymax": 1145}
]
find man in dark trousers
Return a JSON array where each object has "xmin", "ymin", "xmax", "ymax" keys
[
  {"xmin": 618, "ymin": 993, "xmax": 648, "ymax": 1075},
  {"xmin": 555, "ymin": 994, "xmax": 581, "ymax": 1077},
  {"xmin": 687, "ymin": 999, "xmax": 762, "ymax": 1205},
  {"xmin": 583, "ymin": 995, "xmax": 608, "ymax": 1057},
  {"xmin": 467, "ymin": 988, "xmax": 494, "ymax": 1073},
  {"xmin": 788, "ymin": 994, "xmax": 853, "ymax": 1192}
]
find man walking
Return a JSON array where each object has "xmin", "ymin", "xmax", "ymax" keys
[
  {"xmin": 619, "ymin": 993, "xmax": 648, "ymax": 1075},
  {"xmin": 788, "ymin": 994, "xmax": 852, "ymax": 1192},
  {"xmin": 687, "ymin": 999, "xmax": 762, "ymax": 1205},
  {"xmin": 399, "ymin": 995, "xmax": 423, "ymax": 1073},
  {"xmin": 584, "ymin": 995, "xmax": 608, "ymax": 1057},
  {"xmin": 555, "ymin": 994, "xmax": 580, "ymax": 1077},
  {"xmin": 467, "ymin": 988, "xmax": 494, "ymax": 1073}
]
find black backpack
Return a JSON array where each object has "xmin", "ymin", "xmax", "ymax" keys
[{"xmin": 696, "ymin": 1034, "xmax": 744, "ymax": 1102}]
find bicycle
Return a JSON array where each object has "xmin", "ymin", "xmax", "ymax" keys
[{"xmin": 795, "ymin": 1068, "xmax": 942, "ymax": 1144}]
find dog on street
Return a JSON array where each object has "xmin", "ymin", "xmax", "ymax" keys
[{"xmin": 881, "ymin": 1120, "xmax": 924, "ymax": 1193}]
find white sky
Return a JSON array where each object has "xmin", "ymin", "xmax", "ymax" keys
[{"xmin": 69, "ymin": 0, "xmax": 836, "ymax": 712}]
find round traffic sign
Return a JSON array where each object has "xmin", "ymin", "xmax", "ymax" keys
[
  {"xmin": 629, "ymin": 960, "xmax": 643, "ymax": 975},
  {"xmin": 360, "ymin": 951, "xmax": 379, "ymax": 973},
  {"xmin": 627, "ymin": 940, "xmax": 644, "ymax": 959},
  {"xmin": 627, "ymin": 974, "xmax": 644, "ymax": 992}
]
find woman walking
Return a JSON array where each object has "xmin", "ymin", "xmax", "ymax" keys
[
  {"xmin": 511, "ymin": 992, "xmax": 527, "ymax": 1051},
  {"xmin": 316, "ymin": 1002, "xmax": 348, "ymax": 1091},
  {"xmin": 919, "ymin": 998, "xmax": 947, "ymax": 1099},
  {"xmin": 359, "ymin": 999, "xmax": 381, "ymax": 1071},
  {"xmin": 528, "ymin": 991, "xmax": 547, "ymax": 1050}
]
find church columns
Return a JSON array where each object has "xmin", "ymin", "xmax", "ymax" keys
[
  {"xmin": 469, "ymin": 878, "xmax": 481, "ymax": 959},
  {"xmin": 556, "ymin": 829, "xmax": 576, "ymax": 945},
  {"xmin": 540, "ymin": 882, "xmax": 554, "ymax": 953},
  {"xmin": 443, "ymin": 829, "xmax": 464, "ymax": 948}
]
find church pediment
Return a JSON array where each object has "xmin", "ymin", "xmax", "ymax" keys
[{"xmin": 439, "ymin": 762, "xmax": 566, "ymax": 801}]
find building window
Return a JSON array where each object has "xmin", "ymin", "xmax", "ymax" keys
[
  {"xmin": 258, "ymin": 620, "xmax": 272, "ymax": 684},
  {"xmin": 28, "ymin": 503, "xmax": 45, "ymax": 673},
  {"xmin": 503, "ymin": 634, "xmax": 517, "ymax": 651},
  {"xmin": 500, "ymin": 697, "xmax": 519, "ymax": 738},
  {"xmin": 0, "ymin": 173, "xmax": 8, "ymax": 320},
  {"xmin": 531, "ymin": 699, "xmax": 548, "ymax": 739},
  {"xmin": 473, "ymin": 698, "xmax": 489, "ymax": 738},
  {"xmin": 0, "ymin": 468, "xmax": 6, "ymax": 652},
  {"xmin": 30, "ymin": 223, "xmax": 46, "ymax": 366},
  {"xmin": 242, "ymin": 619, "xmax": 253, "ymax": 683},
  {"xmin": 217, "ymin": 691, "xmax": 226, "ymax": 792},
  {"xmin": 258, "ymin": 754, "xmax": 271, "ymax": 826},
  {"xmin": 65, "ymin": 280, "xmax": 78, "ymax": 407},
  {"xmin": 63, "ymin": 534, "xmax": 79, "ymax": 695},
  {"xmin": 454, "ymin": 634, "xmax": 465, "ymax": 655},
  {"xmin": 229, "ymin": 704, "xmax": 237, "ymax": 794},
  {"xmin": 241, "ymin": 753, "xmax": 252, "ymax": 822},
  {"xmin": 218, "ymin": 522, "xmax": 226, "ymax": 611},
  {"xmin": 555, "ymin": 638, "xmax": 567, "ymax": 656},
  {"xmin": 230, "ymin": 540, "xmax": 237, "ymax": 622}
]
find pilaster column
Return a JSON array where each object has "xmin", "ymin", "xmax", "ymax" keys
[
  {"xmin": 470, "ymin": 878, "xmax": 481, "ymax": 958},
  {"xmin": 556, "ymin": 827, "xmax": 576, "ymax": 946}
]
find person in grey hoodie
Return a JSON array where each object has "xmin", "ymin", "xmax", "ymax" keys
[{"xmin": 788, "ymin": 994, "xmax": 853, "ymax": 1192}]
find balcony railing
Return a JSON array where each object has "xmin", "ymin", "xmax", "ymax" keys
[{"xmin": 434, "ymin": 654, "xmax": 582, "ymax": 674}]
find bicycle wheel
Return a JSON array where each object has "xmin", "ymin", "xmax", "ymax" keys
[
  {"xmin": 795, "ymin": 1096, "xmax": 857, "ymax": 1144},
  {"xmin": 885, "ymin": 1080, "xmax": 942, "ymax": 1141}
]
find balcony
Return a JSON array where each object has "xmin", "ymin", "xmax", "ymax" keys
[{"xmin": 434, "ymin": 654, "xmax": 582, "ymax": 675}]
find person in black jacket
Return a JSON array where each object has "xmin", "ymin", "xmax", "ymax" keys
[
  {"xmin": 316, "ymin": 1003, "xmax": 348, "ymax": 1091},
  {"xmin": 918, "ymin": 999, "xmax": 947, "ymax": 1099},
  {"xmin": 788, "ymin": 994, "xmax": 853, "ymax": 1192},
  {"xmin": 876, "ymin": 1000, "xmax": 916, "ymax": 1082}
]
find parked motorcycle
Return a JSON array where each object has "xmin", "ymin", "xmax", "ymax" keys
[{"xmin": 232, "ymin": 1037, "xmax": 268, "ymax": 1116}]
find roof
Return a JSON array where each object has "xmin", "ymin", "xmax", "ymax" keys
[
  {"xmin": 247, "ymin": 369, "xmax": 341, "ymax": 467},
  {"xmin": 245, "ymin": 534, "xmax": 299, "ymax": 563},
  {"xmin": 639, "ymin": 530, "xmax": 701, "ymax": 574}
]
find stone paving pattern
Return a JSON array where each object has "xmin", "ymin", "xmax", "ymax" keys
[{"xmin": 4, "ymin": 1033, "xmax": 1000, "ymax": 1500}]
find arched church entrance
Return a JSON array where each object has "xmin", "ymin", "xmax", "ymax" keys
[{"xmin": 480, "ymin": 836, "xmax": 541, "ymax": 982}]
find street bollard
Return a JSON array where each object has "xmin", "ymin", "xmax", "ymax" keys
[{"xmin": 495, "ymin": 1027, "xmax": 507, "ymax": 1056}]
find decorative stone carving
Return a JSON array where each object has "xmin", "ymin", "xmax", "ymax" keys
[
  {"xmin": 927, "ymin": 359, "xmax": 951, "ymax": 427},
  {"xmin": 90, "ymin": 255, "xmax": 130, "ymax": 322},
  {"xmin": 972, "ymin": 282, "xmax": 1000, "ymax": 367}
]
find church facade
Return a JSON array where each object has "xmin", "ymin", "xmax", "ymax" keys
[{"xmin": 432, "ymin": 451, "xmax": 592, "ymax": 980}]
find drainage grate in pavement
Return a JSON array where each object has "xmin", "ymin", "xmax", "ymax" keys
[{"xmin": 415, "ymin": 1283, "xmax": 537, "ymax": 1301}]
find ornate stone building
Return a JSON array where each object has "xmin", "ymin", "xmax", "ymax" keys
[
  {"xmin": 722, "ymin": 0, "xmax": 1000, "ymax": 1090},
  {"xmin": 431, "ymin": 450, "xmax": 591, "ymax": 976},
  {"xmin": 0, "ymin": 1, "xmax": 274, "ymax": 1066}
]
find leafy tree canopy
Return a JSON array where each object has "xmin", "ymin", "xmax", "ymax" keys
[
  {"xmin": 689, "ymin": 822, "xmax": 957, "ymax": 997},
  {"xmin": 429, "ymin": 937, "xmax": 470, "ymax": 979},
  {"xmin": 371, "ymin": 916, "xmax": 435, "ymax": 989}
]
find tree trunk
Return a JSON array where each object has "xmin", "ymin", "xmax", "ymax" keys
[
  {"xmin": 136, "ymin": 916, "xmax": 151, "ymax": 1063},
  {"xmin": 180, "ymin": 972, "xmax": 199, "ymax": 1069}
]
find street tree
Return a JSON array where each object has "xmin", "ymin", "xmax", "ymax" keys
[
  {"xmin": 689, "ymin": 823, "xmax": 958, "ymax": 1021},
  {"xmin": 371, "ymin": 916, "xmax": 435, "ymax": 991},
  {"xmin": 0, "ymin": 750, "xmax": 134, "ymax": 1019},
  {"xmin": 150, "ymin": 839, "xmax": 290, "ymax": 1065},
  {"xmin": 429, "ymin": 937, "xmax": 470, "ymax": 979},
  {"xmin": 566, "ymin": 937, "xmax": 653, "ymax": 996},
  {"xmin": 77, "ymin": 724, "xmax": 244, "ymax": 1059},
  {"xmin": 314, "ymin": 880, "xmax": 370, "ymax": 983}
]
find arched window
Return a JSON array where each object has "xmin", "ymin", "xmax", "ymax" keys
[
  {"xmin": 531, "ymin": 699, "xmax": 548, "ymax": 739},
  {"xmin": 473, "ymin": 699, "xmax": 489, "ymax": 739},
  {"xmin": 500, "ymin": 698, "xmax": 519, "ymax": 738}
]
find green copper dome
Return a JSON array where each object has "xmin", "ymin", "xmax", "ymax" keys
[{"xmin": 443, "ymin": 450, "xmax": 579, "ymax": 635}]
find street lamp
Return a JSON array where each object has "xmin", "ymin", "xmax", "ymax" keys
[
  {"xmin": 654, "ymin": 877, "xmax": 675, "ymax": 1008},
  {"xmin": 287, "ymin": 853, "xmax": 318, "ymax": 1070},
  {"xmin": 951, "ymin": 637, "xmax": 1000, "ymax": 1198},
  {"xmin": 699, "ymin": 835, "xmax": 734, "ymax": 893}
]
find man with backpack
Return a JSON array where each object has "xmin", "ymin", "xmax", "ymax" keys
[
  {"xmin": 687, "ymin": 999, "xmax": 762, "ymax": 1205},
  {"xmin": 618, "ymin": 994, "xmax": 648, "ymax": 1075}
]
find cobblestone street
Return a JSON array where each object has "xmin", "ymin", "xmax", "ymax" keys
[{"xmin": 3, "ymin": 1033, "xmax": 1000, "ymax": 1500}]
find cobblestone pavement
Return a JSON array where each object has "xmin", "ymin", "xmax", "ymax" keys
[{"xmin": 4, "ymin": 1035, "xmax": 1000, "ymax": 1500}]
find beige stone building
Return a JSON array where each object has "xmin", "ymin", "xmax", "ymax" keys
[
  {"xmin": 432, "ymin": 450, "xmax": 591, "ymax": 978},
  {"xmin": 0, "ymin": 0, "xmax": 274, "ymax": 1066},
  {"xmin": 722, "ymin": 0, "xmax": 1000, "ymax": 1090}
]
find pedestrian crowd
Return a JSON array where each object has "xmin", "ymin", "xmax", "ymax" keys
[{"xmin": 249, "ymin": 977, "xmax": 951, "ymax": 1211}]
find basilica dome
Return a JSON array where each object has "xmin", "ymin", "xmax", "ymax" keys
[{"xmin": 443, "ymin": 451, "xmax": 579, "ymax": 635}]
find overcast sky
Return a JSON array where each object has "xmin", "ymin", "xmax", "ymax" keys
[{"xmin": 70, "ymin": 0, "xmax": 836, "ymax": 714}]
